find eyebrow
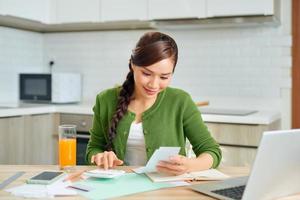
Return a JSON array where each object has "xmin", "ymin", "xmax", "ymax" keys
[{"xmin": 143, "ymin": 68, "xmax": 172, "ymax": 76}]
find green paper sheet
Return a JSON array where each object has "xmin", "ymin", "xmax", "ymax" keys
[{"xmin": 75, "ymin": 173, "xmax": 173, "ymax": 200}]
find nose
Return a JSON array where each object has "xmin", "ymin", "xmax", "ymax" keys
[{"xmin": 148, "ymin": 76, "xmax": 159, "ymax": 89}]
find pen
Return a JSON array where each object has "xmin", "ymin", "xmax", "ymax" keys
[
  {"xmin": 63, "ymin": 170, "xmax": 86, "ymax": 182},
  {"xmin": 68, "ymin": 185, "xmax": 89, "ymax": 192}
]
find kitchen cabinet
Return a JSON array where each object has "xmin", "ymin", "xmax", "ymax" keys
[
  {"xmin": 0, "ymin": 116, "xmax": 25, "ymax": 164},
  {"xmin": 148, "ymin": 0, "xmax": 274, "ymax": 20},
  {"xmin": 206, "ymin": 0, "xmax": 274, "ymax": 18},
  {"xmin": 0, "ymin": 0, "xmax": 278, "ymax": 32},
  {"xmin": 54, "ymin": 0, "xmax": 100, "ymax": 23},
  {"xmin": 0, "ymin": 113, "xmax": 59, "ymax": 165},
  {"xmin": 206, "ymin": 119, "xmax": 281, "ymax": 166},
  {"xmin": 0, "ymin": 0, "xmax": 51, "ymax": 23},
  {"xmin": 220, "ymin": 146, "xmax": 257, "ymax": 167},
  {"xmin": 148, "ymin": 0, "xmax": 206, "ymax": 20},
  {"xmin": 24, "ymin": 113, "xmax": 60, "ymax": 165},
  {"xmin": 101, "ymin": 0, "xmax": 147, "ymax": 22}
]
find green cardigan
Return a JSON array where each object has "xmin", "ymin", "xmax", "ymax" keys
[{"xmin": 85, "ymin": 87, "xmax": 222, "ymax": 168}]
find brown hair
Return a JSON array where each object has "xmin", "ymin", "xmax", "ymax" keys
[{"xmin": 106, "ymin": 31, "xmax": 178, "ymax": 151}]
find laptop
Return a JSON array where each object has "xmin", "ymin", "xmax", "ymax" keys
[{"xmin": 189, "ymin": 129, "xmax": 300, "ymax": 200}]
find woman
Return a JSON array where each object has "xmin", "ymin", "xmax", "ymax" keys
[{"xmin": 86, "ymin": 31, "xmax": 221, "ymax": 175}]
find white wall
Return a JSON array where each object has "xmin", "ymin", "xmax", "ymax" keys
[
  {"xmin": 0, "ymin": 27, "xmax": 46, "ymax": 107},
  {"xmin": 43, "ymin": 1, "xmax": 291, "ymax": 128},
  {"xmin": 0, "ymin": 1, "xmax": 292, "ymax": 128}
]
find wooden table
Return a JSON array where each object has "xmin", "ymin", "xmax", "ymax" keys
[{"xmin": 0, "ymin": 165, "xmax": 299, "ymax": 200}]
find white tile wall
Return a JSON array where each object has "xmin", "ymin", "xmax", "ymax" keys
[
  {"xmin": 44, "ymin": 30, "xmax": 146, "ymax": 103},
  {"xmin": 0, "ymin": 27, "xmax": 47, "ymax": 106},
  {"xmin": 0, "ymin": 1, "xmax": 292, "ymax": 128},
  {"xmin": 43, "ymin": 28, "xmax": 291, "ymax": 99}
]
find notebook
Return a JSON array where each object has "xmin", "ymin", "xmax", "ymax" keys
[
  {"xmin": 146, "ymin": 169, "xmax": 229, "ymax": 182},
  {"xmin": 189, "ymin": 129, "xmax": 300, "ymax": 200}
]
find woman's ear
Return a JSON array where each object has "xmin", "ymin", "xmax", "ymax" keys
[{"xmin": 130, "ymin": 63, "xmax": 136, "ymax": 72}]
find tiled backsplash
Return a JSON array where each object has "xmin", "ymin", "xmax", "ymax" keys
[
  {"xmin": 44, "ymin": 28, "xmax": 291, "ymax": 99},
  {"xmin": 0, "ymin": 1, "xmax": 291, "ymax": 128},
  {"xmin": 0, "ymin": 27, "xmax": 47, "ymax": 106}
]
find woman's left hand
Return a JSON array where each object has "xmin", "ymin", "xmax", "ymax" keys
[{"xmin": 156, "ymin": 155, "xmax": 191, "ymax": 176}]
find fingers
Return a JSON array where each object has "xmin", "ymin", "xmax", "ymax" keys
[
  {"xmin": 108, "ymin": 153, "xmax": 115, "ymax": 168},
  {"xmin": 157, "ymin": 161, "xmax": 186, "ymax": 172},
  {"xmin": 156, "ymin": 155, "xmax": 188, "ymax": 176},
  {"xmin": 102, "ymin": 151, "xmax": 109, "ymax": 170},
  {"xmin": 91, "ymin": 155, "xmax": 95, "ymax": 164},
  {"xmin": 95, "ymin": 153, "xmax": 103, "ymax": 166},
  {"xmin": 114, "ymin": 158, "xmax": 124, "ymax": 166},
  {"xmin": 169, "ymin": 155, "xmax": 185, "ymax": 165},
  {"xmin": 156, "ymin": 164, "xmax": 185, "ymax": 176},
  {"xmin": 91, "ymin": 151, "xmax": 123, "ymax": 169}
]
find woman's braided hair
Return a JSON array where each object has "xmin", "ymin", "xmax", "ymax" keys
[{"xmin": 106, "ymin": 31, "xmax": 178, "ymax": 151}]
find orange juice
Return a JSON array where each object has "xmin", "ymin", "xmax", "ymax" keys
[{"xmin": 59, "ymin": 138, "xmax": 76, "ymax": 169}]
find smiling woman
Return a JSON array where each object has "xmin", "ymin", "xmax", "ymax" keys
[{"xmin": 86, "ymin": 31, "xmax": 222, "ymax": 176}]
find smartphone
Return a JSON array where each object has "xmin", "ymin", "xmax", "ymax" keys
[{"xmin": 26, "ymin": 171, "xmax": 65, "ymax": 185}]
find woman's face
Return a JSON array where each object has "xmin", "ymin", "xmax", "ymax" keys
[{"xmin": 132, "ymin": 58, "xmax": 174, "ymax": 100}]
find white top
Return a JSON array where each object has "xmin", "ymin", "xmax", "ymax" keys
[{"xmin": 124, "ymin": 122, "xmax": 147, "ymax": 166}]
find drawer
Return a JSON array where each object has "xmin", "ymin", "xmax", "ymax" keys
[
  {"xmin": 206, "ymin": 123, "xmax": 262, "ymax": 146},
  {"xmin": 205, "ymin": 122, "xmax": 279, "ymax": 147},
  {"xmin": 220, "ymin": 145, "xmax": 257, "ymax": 167},
  {"xmin": 60, "ymin": 114, "xmax": 93, "ymax": 132}
]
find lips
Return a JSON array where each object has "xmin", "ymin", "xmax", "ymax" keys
[{"xmin": 143, "ymin": 87, "xmax": 158, "ymax": 95}]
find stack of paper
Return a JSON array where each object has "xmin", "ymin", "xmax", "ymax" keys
[
  {"xmin": 5, "ymin": 175, "xmax": 77, "ymax": 198},
  {"xmin": 146, "ymin": 169, "xmax": 229, "ymax": 182}
]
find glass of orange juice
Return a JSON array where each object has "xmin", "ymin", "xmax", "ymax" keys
[{"xmin": 58, "ymin": 124, "xmax": 76, "ymax": 171}]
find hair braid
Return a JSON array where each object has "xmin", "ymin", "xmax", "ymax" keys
[{"xmin": 106, "ymin": 61, "xmax": 134, "ymax": 151}]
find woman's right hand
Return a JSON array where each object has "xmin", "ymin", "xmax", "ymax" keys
[{"xmin": 91, "ymin": 151, "xmax": 124, "ymax": 170}]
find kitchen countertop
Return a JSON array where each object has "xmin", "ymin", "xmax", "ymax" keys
[{"xmin": 0, "ymin": 103, "xmax": 280, "ymax": 125}]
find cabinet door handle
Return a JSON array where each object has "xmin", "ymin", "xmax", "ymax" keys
[
  {"xmin": 77, "ymin": 134, "xmax": 90, "ymax": 139},
  {"xmin": 80, "ymin": 121, "xmax": 87, "ymax": 127}
]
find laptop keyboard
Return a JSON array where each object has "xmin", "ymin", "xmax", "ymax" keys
[{"xmin": 211, "ymin": 185, "xmax": 245, "ymax": 200}]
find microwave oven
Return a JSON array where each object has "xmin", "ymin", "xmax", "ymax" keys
[{"xmin": 19, "ymin": 73, "xmax": 82, "ymax": 103}]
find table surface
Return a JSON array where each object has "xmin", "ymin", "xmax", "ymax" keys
[{"xmin": 0, "ymin": 165, "xmax": 299, "ymax": 200}]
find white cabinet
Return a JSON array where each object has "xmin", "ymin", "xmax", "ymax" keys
[
  {"xmin": 0, "ymin": 0, "xmax": 51, "ymax": 22},
  {"xmin": 206, "ymin": 0, "xmax": 274, "ymax": 17},
  {"xmin": 101, "ymin": 0, "xmax": 147, "ymax": 22},
  {"xmin": 0, "ymin": 0, "xmax": 277, "ymax": 31},
  {"xmin": 55, "ymin": 0, "xmax": 100, "ymax": 23},
  {"xmin": 148, "ymin": 0, "xmax": 206, "ymax": 20}
]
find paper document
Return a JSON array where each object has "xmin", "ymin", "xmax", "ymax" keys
[
  {"xmin": 5, "ymin": 174, "xmax": 77, "ymax": 198},
  {"xmin": 146, "ymin": 169, "xmax": 229, "ymax": 182},
  {"xmin": 83, "ymin": 169, "xmax": 125, "ymax": 179},
  {"xmin": 133, "ymin": 147, "xmax": 180, "ymax": 174}
]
